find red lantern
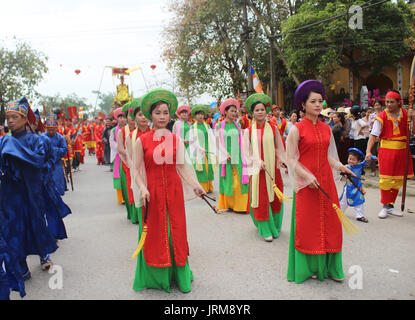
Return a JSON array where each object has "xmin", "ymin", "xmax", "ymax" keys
[
  {"xmin": 150, "ymin": 65, "xmax": 156, "ymax": 70},
  {"xmin": 75, "ymin": 69, "xmax": 81, "ymax": 75}
]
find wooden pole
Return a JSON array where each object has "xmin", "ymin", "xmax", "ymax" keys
[{"xmin": 401, "ymin": 79, "xmax": 415, "ymax": 212}]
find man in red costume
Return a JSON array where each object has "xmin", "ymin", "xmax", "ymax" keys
[
  {"xmin": 366, "ymin": 90, "xmax": 414, "ymax": 218},
  {"xmin": 94, "ymin": 117, "xmax": 105, "ymax": 165},
  {"xmin": 270, "ymin": 105, "xmax": 287, "ymax": 147},
  {"xmin": 239, "ymin": 107, "xmax": 251, "ymax": 129},
  {"xmin": 69, "ymin": 116, "xmax": 83, "ymax": 170},
  {"xmin": 62, "ymin": 118, "xmax": 74, "ymax": 169},
  {"xmin": 88, "ymin": 120, "xmax": 96, "ymax": 155}
]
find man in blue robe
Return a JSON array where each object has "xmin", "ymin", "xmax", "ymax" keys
[
  {"xmin": 39, "ymin": 113, "xmax": 71, "ymax": 241},
  {"xmin": 42, "ymin": 114, "xmax": 68, "ymax": 195},
  {"xmin": 0, "ymin": 97, "xmax": 58, "ymax": 281}
]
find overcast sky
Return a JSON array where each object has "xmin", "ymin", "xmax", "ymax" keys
[{"xmin": 1, "ymin": 0, "xmax": 211, "ymax": 109}]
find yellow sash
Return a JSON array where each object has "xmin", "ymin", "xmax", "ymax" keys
[
  {"xmin": 251, "ymin": 121, "xmax": 275, "ymax": 208},
  {"xmin": 380, "ymin": 138, "xmax": 406, "ymax": 150}
]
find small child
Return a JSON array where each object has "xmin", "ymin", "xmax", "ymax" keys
[{"xmin": 339, "ymin": 148, "xmax": 369, "ymax": 223}]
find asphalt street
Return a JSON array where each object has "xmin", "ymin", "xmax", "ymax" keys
[{"xmin": 12, "ymin": 155, "xmax": 415, "ymax": 300}]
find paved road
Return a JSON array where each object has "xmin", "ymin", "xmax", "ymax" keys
[{"xmin": 12, "ymin": 155, "xmax": 415, "ymax": 300}]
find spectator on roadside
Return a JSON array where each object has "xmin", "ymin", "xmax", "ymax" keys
[
  {"xmin": 331, "ymin": 112, "xmax": 347, "ymax": 164},
  {"xmin": 284, "ymin": 110, "xmax": 298, "ymax": 140},
  {"xmin": 350, "ymin": 106, "xmax": 370, "ymax": 155}
]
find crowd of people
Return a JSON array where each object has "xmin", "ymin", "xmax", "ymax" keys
[
  {"xmin": 107, "ymin": 82, "xmax": 413, "ymax": 293},
  {"xmin": 0, "ymin": 79, "xmax": 413, "ymax": 298}
]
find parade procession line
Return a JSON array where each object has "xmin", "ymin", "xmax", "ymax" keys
[{"xmin": 12, "ymin": 155, "xmax": 415, "ymax": 300}]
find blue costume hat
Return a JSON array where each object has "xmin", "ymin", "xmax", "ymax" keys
[
  {"xmin": 45, "ymin": 113, "xmax": 58, "ymax": 127},
  {"xmin": 6, "ymin": 97, "xmax": 30, "ymax": 116},
  {"xmin": 348, "ymin": 147, "xmax": 365, "ymax": 161}
]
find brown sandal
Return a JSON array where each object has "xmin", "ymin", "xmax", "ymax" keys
[{"xmin": 357, "ymin": 217, "xmax": 369, "ymax": 223}]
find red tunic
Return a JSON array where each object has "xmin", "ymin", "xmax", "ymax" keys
[
  {"xmin": 294, "ymin": 118, "xmax": 342, "ymax": 254},
  {"xmin": 246, "ymin": 123, "xmax": 283, "ymax": 220},
  {"xmin": 81, "ymin": 124, "xmax": 90, "ymax": 142},
  {"xmin": 129, "ymin": 127, "xmax": 150, "ymax": 141},
  {"xmin": 69, "ymin": 126, "xmax": 83, "ymax": 152},
  {"xmin": 240, "ymin": 115, "xmax": 251, "ymax": 129},
  {"xmin": 65, "ymin": 125, "xmax": 76, "ymax": 158},
  {"xmin": 95, "ymin": 125, "xmax": 105, "ymax": 162},
  {"xmin": 90, "ymin": 124, "xmax": 96, "ymax": 142},
  {"xmin": 121, "ymin": 126, "xmax": 135, "ymax": 205},
  {"xmin": 270, "ymin": 117, "xmax": 287, "ymax": 148},
  {"xmin": 377, "ymin": 108, "xmax": 413, "ymax": 180},
  {"xmin": 140, "ymin": 130, "xmax": 189, "ymax": 267}
]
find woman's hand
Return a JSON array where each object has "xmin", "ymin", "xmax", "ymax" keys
[
  {"xmin": 194, "ymin": 187, "xmax": 206, "ymax": 198},
  {"xmin": 339, "ymin": 165, "xmax": 356, "ymax": 177},
  {"xmin": 308, "ymin": 176, "xmax": 320, "ymax": 189},
  {"xmin": 140, "ymin": 187, "xmax": 150, "ymax": 204}
]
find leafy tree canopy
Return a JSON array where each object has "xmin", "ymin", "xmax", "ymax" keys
[
  {"xmin": 281, "ymin": 0, "xmax": 415, "ymax": 87},
  {"xmin": 0, "ymin": 40, "xmax": 48, "ymax": 124}
]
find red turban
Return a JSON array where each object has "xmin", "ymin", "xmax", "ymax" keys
[{"xmin": 385, "ymin": 90, "xmax": 402, "ymax": 102}]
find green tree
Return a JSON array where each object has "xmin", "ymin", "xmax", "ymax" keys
[
  {"xmin": 163, "ymin": 0, "xmax": 247, "ymax": 100},
  {"xmin": 282, "ymin": 0, "xmax": 415, "ymax": 90},
  {"xmin": 40, "ymin": 93, "xmax": 93, "ymax": 119},
  {"xmin": 0, "ymin": 40, "xmax": 48, "ymax": 124},
  {"xmin": 92, "ymin": 91, "xmax": 114, "ymax": 114},
  {"xmin": 162, "ymin": 0, "xmax": 300, "ymax": 107}
]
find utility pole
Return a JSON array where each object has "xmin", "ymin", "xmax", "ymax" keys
[
  {"xmin": 269, "ymin": 36, "xmax": 275, "ymax": 103},
  {"xmin": 242, "ymin": 1, "xmax": 253, "ymax": 95}
]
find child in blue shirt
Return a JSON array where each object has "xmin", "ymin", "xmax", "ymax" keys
[{"xmin": 339, "ymin": 148, "xmax": 369, "ymax": 223}]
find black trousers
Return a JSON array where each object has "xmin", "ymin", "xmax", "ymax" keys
[{"xmin": 72, "ymin": 152, "xmax": 81, "ymax": 169}]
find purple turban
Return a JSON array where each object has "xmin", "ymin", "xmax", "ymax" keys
[{"xmin": 294, "ymin": 80, "xmax": 326, "ymax": 111}]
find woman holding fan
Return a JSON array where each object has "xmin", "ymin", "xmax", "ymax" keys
[
  {"xmin": 243, "ymin": 93, "xmax": 287, "ymax": 242},
  {"xmin": 131, "ymin": 89, "xmax": 205, "ymax": 293},
  {"xmin": 286, "ymin": 80, "xmax": 354, "ymax": 284}
]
